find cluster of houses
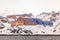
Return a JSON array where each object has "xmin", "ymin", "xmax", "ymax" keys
[
  {"xmin": 0, "ymin": 11, "xmax": 60, "ymax": 34},
  {"xmin": 7, "ymin": 14, "xmax": 36, "ymax": 27},
  {"xmin": 6, "ymin": 14, "xmax": 53, "ymax": 27},
  {"xmin": 0, "ymin": 12, "xmax": 58, "ymax": 34},
  {"xmin": 0, "ymin": 13, "xmax": 54, "ymax": 29}
]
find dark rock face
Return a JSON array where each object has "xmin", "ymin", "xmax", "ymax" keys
[
  {"xmin": 23, "ymin": 30, "xmax": 33, "ymax": 34},
  {"xmin": 11, "ymin": 29, "xmax": 17, "ymax": 33},
  {"xmin": 0, "ymin": 23, "xmax": 5, "ymax": 29},
  {"xmin": 1, "ymin": 17, "xmax": 8, "ymax": 23}
]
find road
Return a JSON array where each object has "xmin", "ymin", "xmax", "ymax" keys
[{"xmin": 0, "ymin": 35, "xmax": 60, "ymax": 40}]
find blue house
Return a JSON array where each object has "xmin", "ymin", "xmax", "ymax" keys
[{"xmin": 32, "ymin": 18, "xmax": 53, "ymax": 26}]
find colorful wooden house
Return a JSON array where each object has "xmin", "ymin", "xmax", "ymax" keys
[
  {"xmin": 16, "ymin": 20, "xmax": 24, "ymax": 26},
  {"xmin": 11, "ymin": 21, "xmax": 16, "ymax": 27},
  {"xmin": 11, "ymin": 17, "xmax": 25, "ymax": 27},
  {"xmin": 10, "ymin": 16, "xmax": 53, "ymax": 27},
  {"xmin": 24, "ymin": 18, "xmax": 36, "ymax": 25}
]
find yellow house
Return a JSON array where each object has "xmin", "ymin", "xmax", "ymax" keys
[
  {"xmin": 11, "ymin": 20, "xmax": 24, "ymax": 27},
  {"xmin": 16, "ymin": 20, "xmax": 24, "ymax": 26},
  {"xmin": 11, "ymin": 21, "xmax": 16, "ymax": 27}
]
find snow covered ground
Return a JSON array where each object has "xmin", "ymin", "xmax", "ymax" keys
[{"xmin": 0, "ymin": 12, "xmax": 60, "ymax": 35}]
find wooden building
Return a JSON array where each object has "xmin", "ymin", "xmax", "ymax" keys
[
  {"xmin": 17, "ymin": 17, "xmax": 36, "ymax": 25},
  {"xmin": 11, "ymin": 21, "xmax": 16, "ymax": 27},
  {"xmin": 24, "ymin": 18, "xmax": 36, "ymax": 25},
  {"xmin": 11, "ymin": 17, "xmax": 36, "ymax": 27},
  {"xmin": 11, "ymin": 17, "xmax": 25, "ymax": 27},
  {"xmin": 16, "ymin": 20, "xmax": 25, "ymax": 26}
]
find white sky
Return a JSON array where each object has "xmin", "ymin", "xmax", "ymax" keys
[{"xmin": 0, "ymin": 0, "xmax": 60, "ymax": 16}]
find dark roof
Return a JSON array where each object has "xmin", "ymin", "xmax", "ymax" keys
[{"xmin": 0, "ymin": 16, "xmax": 3, "ymax": 19}]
